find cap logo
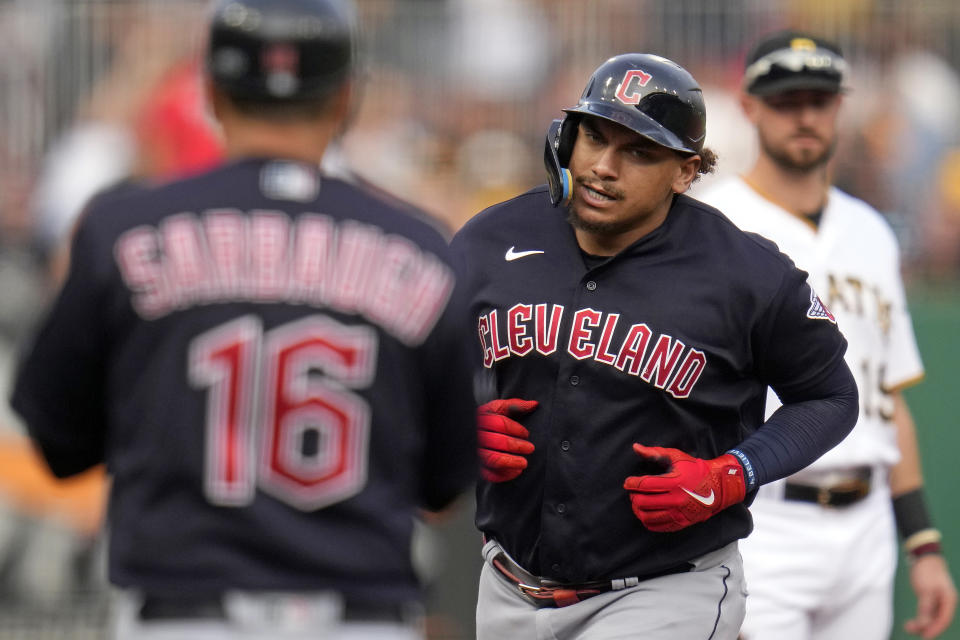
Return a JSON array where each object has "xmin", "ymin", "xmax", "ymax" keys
[
  {"xmin": 615, "ymin": 69, "xmax": 653, "ymax": 105},
  {"xmin": 261, "ymin": 43, "xmax": 300, "ymax": 96},
  {"xmin": 790, "ymin": 38, "xmax": 817, "ymax": 52},
  {"xmin": 262, "ymin": 43, "xmax": 299, "ymax": 75}
]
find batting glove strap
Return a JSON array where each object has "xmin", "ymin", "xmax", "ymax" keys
[
  {"xmin": 623, "ymin": 445, "xmax": 747, "ymax": 532},
  {"xmin": 477, "ymin": 398, "xmax": 538, "ymax": 483}
]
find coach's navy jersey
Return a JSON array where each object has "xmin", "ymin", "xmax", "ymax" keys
[
  {"xmin": 11, "ymin": 158, "xmax": 477, "ymax": 602},
  {"xmin": 451, "ymin": 186, "xmax": 848, "ymax": 583}
]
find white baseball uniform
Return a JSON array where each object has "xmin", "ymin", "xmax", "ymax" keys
[{"xmin": 698, "ymin": 177, "xmax": 924, "ymax": 640}]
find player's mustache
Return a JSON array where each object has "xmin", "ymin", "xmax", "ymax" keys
[
  {"xmin": 575, "ymin": 175, "xmax": 625, "ymax": 200},
  {"xmin": 792, "ymin": 128, "xmax": 824, "ymax": 141}
]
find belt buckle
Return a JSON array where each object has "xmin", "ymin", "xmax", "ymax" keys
[
  {"xmin": 817, "ymin": 486, "xmax": 832, "ymax": 507},
  {"xmin": 517, "ymin": 582, "xmax": 547, "ymax": 597}
]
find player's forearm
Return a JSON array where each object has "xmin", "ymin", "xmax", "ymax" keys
[
  {"xmin": 732, "ymin": 360, "xmax": 858, "ymax": 488},
  {"xmin": 889, "ymin": 392, "xmax": 924, "ymax": 496},
  {"xmin": 887, "ymin": 393, "xmax": 946, "ymax": 570}
]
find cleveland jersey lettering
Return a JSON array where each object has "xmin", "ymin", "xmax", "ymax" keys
[{"xmin": 477, "ymin": 304, "xmax": 706, "ymax": 398}]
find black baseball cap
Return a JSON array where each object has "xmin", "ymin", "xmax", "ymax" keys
[{"xmin": 743, "ymin": 30, "xmax": 847, "ymax": 96}]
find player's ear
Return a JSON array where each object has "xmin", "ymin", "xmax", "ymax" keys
[
  {"xmin": 205, "ymin": 77, "xmax": 227, "ymax": 123},
  {"xmin": 739, "ymin": 92, "xmax": 761, "ymax": 124},
  {"xmin": 320, "ymin": 80, "xmax": 357, "ymax": 143},
  {"xmin": 330, "ymin": 81, "xmax": 354, "ymax": 124},
  {"xmin": 671, "ymin": 154, "xmax": 701, "ymax": 194}
]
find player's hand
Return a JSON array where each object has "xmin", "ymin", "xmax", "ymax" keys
[
  {"xmin": 905, "ymin": 553, "xmax": 957, "ymax": 639},
  {"xmin": 477, "ymin": 398, "xmax": 538, "ymax": 483},
  {"xmin": 623, "ymin": 444, "xmax": 746, "ymax": 532}
]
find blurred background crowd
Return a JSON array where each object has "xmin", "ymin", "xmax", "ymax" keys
[{"xmin": 0, "ymin": 0, "xmax": 957, "ymax": 638}]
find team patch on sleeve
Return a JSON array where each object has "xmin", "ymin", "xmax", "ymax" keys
[{"xmin": 806, "ymin": 288, "xmax": 837, "ymax": 324}]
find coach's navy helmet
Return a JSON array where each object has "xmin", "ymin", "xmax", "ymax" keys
[
  {"xmin": 206, "ymin": 0, "xmax": 356, "ymax": 101},
  {"xmin": 544, "ymin": 53, "xmax": 706, "ymax": 205},
  {"xmin": 744, "ymin": 30, "xmax": 847, "ymax": 96}
]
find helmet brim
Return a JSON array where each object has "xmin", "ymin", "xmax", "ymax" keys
[
  {"xmin": 747, "ymin": 75, "xmax": 844, "ymax": 96},
  {"xmin": 563, "ymin": 102, "xmax": 698, "ymax": 155}
]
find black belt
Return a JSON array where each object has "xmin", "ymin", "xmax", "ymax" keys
[
  {"xmin": 490, "ymin": 551, "xmax": 692, "ymax": 609},
  {"xmin": 783, "ymin": 467, "xmax": 872, "ymax": 508},
  {"xmin": 138, "ymin": 595, "xmax": 411, "ymax": 623}
]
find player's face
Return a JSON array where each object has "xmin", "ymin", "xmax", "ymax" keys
[
  {"xmin": 745, "ymin": 89, "xmax": 842, "ymax": 173},
  {"xmin": 566, "ymin": 116, "xmax": 700, "ymax": 254}
]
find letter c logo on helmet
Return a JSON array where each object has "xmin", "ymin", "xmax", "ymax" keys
[{"xmin": 615, "ymin": 69, "xmax": 653, "ymax": 105}]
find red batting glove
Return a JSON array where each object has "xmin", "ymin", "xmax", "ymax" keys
[
  {"xmin": 477, "ymin": 399, "xmax": 538, "ymax": 483},
  {"xmin": 623, "ymin": 444, "xmax": 746, "ymax": 532}
]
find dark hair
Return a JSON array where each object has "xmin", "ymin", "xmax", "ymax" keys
[
  {"xmin": 693, "ymin": 146, "xmax": 718, "ymax": 181},
  {"xmin": 223, "ymin": 91, "xmax": 339, "ymax": 123}
]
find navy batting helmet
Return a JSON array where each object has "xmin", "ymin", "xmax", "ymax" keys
[
  {"xmin": 206, "ymin": 0, "xmax": 356, "ymax": 101},
  {"xmin": 544, "ymin": 53, "xmax": 707, "ymax": 205}
]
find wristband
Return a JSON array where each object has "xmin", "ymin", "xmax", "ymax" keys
[
  {"xmin": 893, "ymin": 488, "xmax": 942, "ymax": 561},
  {"xmin": 904, "ymin": 528, "xmax": 943, "ymax": 563},
  {"xmin": 893, "ymin": 488, "xmax": 933, "ymax": 539},
  {"xmin": 726, "ymin": 448, "xmax": 757, "ymax": 492}
]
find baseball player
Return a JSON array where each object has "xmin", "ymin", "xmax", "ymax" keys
[
  {"xmin": 451, "ymin": 52, "xmax": 859, "ymax": 640},
  {"xmin": 698, "ymin": 31, "xmax": 957, "ymax": 640},
  {"xmin": 9, "ymin": 1, "xmax": 477, "ymax": 639}
]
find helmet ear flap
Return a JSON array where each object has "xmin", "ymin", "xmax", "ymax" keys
[{"xmin": 544, "ymin": 116, "xmax": 578, "ymax": 207}]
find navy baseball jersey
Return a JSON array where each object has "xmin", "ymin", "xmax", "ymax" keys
[
  {"xmin": 451, "ymin": 186, "xmax": 849, "ymax": 583},
  {"xmin": 11, "ymin": 158, "xmax": 477, "ymax": 603}
]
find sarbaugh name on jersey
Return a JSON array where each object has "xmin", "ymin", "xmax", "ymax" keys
[
  {"xmin": 477, "ymin": 304, "xmax": 707, "ymax": 399},
  {"xmin": 114, "ymin": 209, "xmax": 453, "ymax": 346}
]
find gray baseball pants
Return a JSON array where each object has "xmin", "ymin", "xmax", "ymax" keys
[{"xmin": 477, "ymin": 539, "xmax": 746, "ymax": 639}]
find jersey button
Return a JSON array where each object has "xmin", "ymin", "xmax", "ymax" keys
[
  {"xmin": 560, "ymin": 440, "xmax": 570, "ymax": 451},
  {"xmin": 556, "ymin": 503, "xmax": 566, "ymax": 514},
  {"xmin": 551, "ymin": 563, "xmax": 562, "ymax": 574},
  {"xmin": 586, "ymin": 280, "xmax": 597, "ymax": 291},
  {"xmin": 569, "ymin": 375, "xmax": 580, "ymax": 386}
]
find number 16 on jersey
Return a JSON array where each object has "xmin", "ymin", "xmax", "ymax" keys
[{"xmin": 188, "ymin": 314, "xmax": 378, "ymax": 511}]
